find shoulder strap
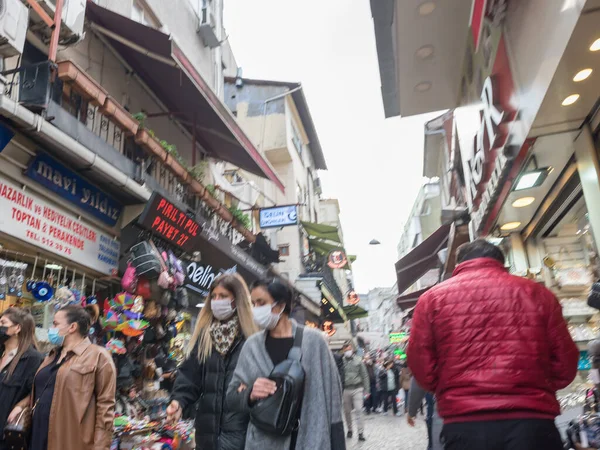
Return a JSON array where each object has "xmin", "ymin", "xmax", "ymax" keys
[{"xmin": 288, "ymin": 326, "xmax": 304, "ymax": 361}]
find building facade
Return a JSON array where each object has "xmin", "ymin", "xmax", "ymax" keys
[
  {"xmin": 372, "ymin": 0, "xmax": 600, "ymax": 425},
  {"xmin": 0, "ymin": 0, "xmax": 281, "ymax": 321}
]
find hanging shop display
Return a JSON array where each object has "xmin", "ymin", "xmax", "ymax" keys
[{"xmin": 0, "ymin": 232, "xmax": 197, "ymax": 447}]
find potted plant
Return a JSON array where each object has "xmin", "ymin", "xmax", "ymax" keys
[{"xmin": 56, "ymin": 60, "xmax": 108, "ymax": 107}]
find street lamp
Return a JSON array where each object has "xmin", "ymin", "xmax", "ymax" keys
[{"xmin": 369, "ymin": 239, "xmax": 381, "ymax": 245}]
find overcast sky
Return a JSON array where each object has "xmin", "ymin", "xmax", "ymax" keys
[{"xmin": 225, "ymin": 0, "xmax": 440, "ymax": 293}]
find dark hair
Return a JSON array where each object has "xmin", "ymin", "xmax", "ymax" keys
[
  {"xmin": 1, "ymin": 307, "xmax": 38, "ymax": 380},
  {"xmin": 59, "ymin": 305, "xmax": 92, "ymax": 337},
  {"xmin": 456, "ymin": 239, "xmax": 505, "ymax": 265},
  {"xmin": 250, "ymin": 278, "xmax": 293, "ymax": 314}
]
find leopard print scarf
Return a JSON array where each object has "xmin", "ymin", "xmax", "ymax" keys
[{"xmin": 210, "ymin": 315, "xmax": 240, "ymax": 355}]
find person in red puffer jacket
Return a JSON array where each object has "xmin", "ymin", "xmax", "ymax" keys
[{"xmin": 408, "ymin": 239, "xmax": 579, "ymax": 450}]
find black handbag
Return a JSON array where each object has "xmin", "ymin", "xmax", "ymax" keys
[
  {"xmin": 130, "ymin": 241, "xmax": 162, "ymax": 279},
  {"xmin": 250, "ymin": 326, "xmax": 305, "ymax": 437},
  {"xmin": 3, "ymin": 407, "xmax": 31, "ymax": 450}
]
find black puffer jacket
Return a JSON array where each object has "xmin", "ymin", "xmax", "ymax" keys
[{"xmin": 171, "ymin": 338, "xmax": 247, "ymax": 450}]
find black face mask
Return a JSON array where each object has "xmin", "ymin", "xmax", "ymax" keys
[{"xmin": 0, "ymin": 326, "xmax": 10, "ymax": 345}]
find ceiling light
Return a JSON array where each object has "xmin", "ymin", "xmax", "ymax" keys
[
  {"xmin": 500, "ymin": 222, "xmax": 521, "ymax": 231},
  {"xmin": 591, "ymin": 38, "xmax": 600, "ymax": 52},
  {"xmin": 512, "ymin": 196, "xmax": 536, "ymax": 208},
  {"xmin": 415, "ymin": 81, "xmax": 432, "ymax": 92},
  {"xmin": 562, "ymin": 94, "xmax": 580, "ymax": 106},
  {"xmin": 418, "ymin": 2, "xmax": 436, "ymax": 15},
  {"xmin": 573, "ymin": 69, "xmax": 592, "ymax": 82},
  {"xmin": 415, "ymin": 45, "xmax": 434, "ymax": 60},
  {"xmin": 513, "ymin": 167, "xmax": 552, "ymax": 191},
  {"xmin": 196, "ymin": 303, "xmax": 205, "ymax": 308},
  {"xmin": 45, "ymin": 264, "xmax": 63, "ymax": 270}
]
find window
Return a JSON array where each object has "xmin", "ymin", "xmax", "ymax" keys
[
  {"xmin": 291, "ymin": 122, "xmax": 303, "ymax": 157},
  {"xmin": 132, "ymin": 1, "xmax": 159, "ymax": 28},
  {"xmin": 224, "ymin": 170, "xmax": 244, "ymax": 184},
  {"xmin": 279, "ymin": 245, "xmax": 290, "ymax": 257}
]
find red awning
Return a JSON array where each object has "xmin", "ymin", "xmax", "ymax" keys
[
  {"xmin": 85, "ymin": 3, "xmax": 284, "ymax": 192},
  {"xmin": 395, "ymin": 223, "xmax": 450, "ymax": 294}
]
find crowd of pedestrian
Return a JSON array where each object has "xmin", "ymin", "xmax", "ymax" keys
[{"xmin": 0, "ymin": 239, "xmax": 588, "ymax": 450}]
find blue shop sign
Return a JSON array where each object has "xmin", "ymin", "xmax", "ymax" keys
[
  {"xmin": 0, "ymin": 120, "xmax": 15, "ymax": 153},
  {"xmin": 25, "ymin": 153, "xmax": 123, "ymax": 226}
]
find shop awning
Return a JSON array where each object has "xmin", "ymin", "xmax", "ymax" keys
[
  {"xmin": 85, "ymin": 3, "xmax": 284, "ymax": 192},
  {"xmin": 395, "ymin": 223, "xmax": 450, "ymax": 294},
  {"xmin": 308, "ymin": 238, "xmax": 344, "ymax": 256},
  {"xmin": 343, "ymin": 305, "xmax": 368, "ymax": 320},
  {"xmin": 301, "ymin": 221, "xmax": 342, "ymax": 243},
  {"xmin": 396, "ymin": 287, "xmax": 432, "ymax": 311},
  {"xmin": 321, "ymin": 284, "xmax": 347, "ymax": 323}
]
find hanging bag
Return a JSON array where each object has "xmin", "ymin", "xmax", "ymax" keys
[
  {"xmin": 121, "ymin": 262, "xmax": 138, "ymax": 294},
  {"xmin": 130, "ymin": 241, "xmax": 162, "ymax": 280},
  {"xmin": 250, "ymin": 326, "xmax": 305, "ymax": 436}
]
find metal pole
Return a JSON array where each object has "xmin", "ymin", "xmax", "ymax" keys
[{"xmin": 48, "ymin": 0, "xmax": 64, "ymax": 63}]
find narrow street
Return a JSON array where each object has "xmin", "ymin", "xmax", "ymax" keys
[{"xmin": 346, "ymin": 412, "xmax": 429, "ymax": 450}]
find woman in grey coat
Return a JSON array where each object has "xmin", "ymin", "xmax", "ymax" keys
[
  {"xmin": 226, "ymin": 279, "xmax": 345, "ymax": 450},
  {"xmin": 407, "ymin": 377, "xmax": 443, "ymax": 450}
]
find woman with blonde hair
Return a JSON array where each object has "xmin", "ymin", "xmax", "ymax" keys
[
  {"xmin": 0, "ymin": 307, "xmax": 43, "ymax": 449},
  {"xmin": 167, "ymin": 273, "xmax": 258, "ymax": 450}
]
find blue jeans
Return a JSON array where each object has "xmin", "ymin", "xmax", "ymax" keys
[{"xmin": 425, "ymin": 393, "xmax": 435, "ymax": 450}]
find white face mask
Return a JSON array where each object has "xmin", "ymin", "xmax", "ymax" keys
[
  {"xmin": 344, "ymin": 350, "xmax": 353, "ymax": 359},
  {"xmin": 591, "ymin": 368, "xmax": 600, "ymax": 385},
  {"xmin": 211, "ymin": 298, "xmax": 236, "ymax": 321},
  {"xmin": 253, "ymin": 304, "xmax": 282, "ymax": 330}
]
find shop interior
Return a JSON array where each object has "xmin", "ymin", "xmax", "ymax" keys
[
  {"xmin": 485, "ymin": 6, "xmax": 600, "ymax": 437},
  {"xmin": 0, "ymin": 228, "xmax": 196, "ymax": 447}
]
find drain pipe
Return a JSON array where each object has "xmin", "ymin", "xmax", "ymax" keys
[{"xmin": 0, "ymin": 94, "xmax": 151, "ymax": 201}]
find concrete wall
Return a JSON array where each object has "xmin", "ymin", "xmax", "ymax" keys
[
  {"xmin": 225, "ymin": 81, "xmax": 324, "ymax": 282},
  {"xmin": 96, "ymin": 0, "xmax": 225, "ymax": 98},
  {"xmin": 57, "ymin": 34, "xmax": 197, "ymax": 167},
  {"xmin": 397, "ymin": 182, "xmax": 441, "ymax": 259}
]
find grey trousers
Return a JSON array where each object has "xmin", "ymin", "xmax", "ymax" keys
[{"xmin": 343, "ymin": 387, "xmax": 364, "ymax": 434}]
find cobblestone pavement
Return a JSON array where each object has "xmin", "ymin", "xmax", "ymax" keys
[{"xmin": 346, "ymin": 411, "xmax": 429, "ymax": 450}]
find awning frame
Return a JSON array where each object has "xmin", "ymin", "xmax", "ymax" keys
[
  {"xmin": 395, "ymin": 223, "xmax": 450, "ymax": 294},
  {"xmin": 85, "ymin": 3, "xmax": 285, "ymax": 192}
]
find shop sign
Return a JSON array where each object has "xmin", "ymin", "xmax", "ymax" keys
[
  {"xmin": 25, "ymin": 153, "xmax": 122, "ymax": 227},
  {"xmin": 346, "ymin": 291, "xmax": 360, "ymax": 306},
  {"xmin": 0, "ymin": 122, "xmax": 14, "ymax": 154},
  {"xmin": 466, "ymin": 76, "xmax": 516, "ymax": 232},
  {"xmin": 184, "ymin": 260, "xmax": 237, "ymax": 297},
  {"xmin": 327, "ymin": 250, "xmax": 347, "ymax": 269},
  {"xmin": 389, "ymin": 332, "xmax": 407, "ymax": 344},
  {"xmin": 0, "ymin": 175, "xmax": 119, "ymax": 274},
  {"xmin": 259, "ymin": 205, "xmax": 298, "ymax": 229},
  {"xmin": 138, "ymin": 193, "xmax": 203, "ymax": 252},
  {"xmin": 322, "ymin": 320, "xmax": 336, "ymax": 337}
]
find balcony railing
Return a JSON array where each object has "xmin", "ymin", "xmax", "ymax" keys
[
  {"xmin": 300, "ymin": 256, "xmax": 344, "ymax": 303},
  {"xmin": 1, "ymin": 60, "xmax": 254, "ymax": 245}
]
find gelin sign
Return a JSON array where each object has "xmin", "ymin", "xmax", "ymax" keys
[
  {"xmin": 259, "ymin": 205, "xmax": 298, "ymax": 229},
  {"xmin": 0, "ymin": 175, "xmax": 119, "ymax": 274}
]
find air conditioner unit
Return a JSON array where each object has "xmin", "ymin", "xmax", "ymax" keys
[
  {"xmin": 197, "ymin": 0, "xmax": 219, "ymax": 48},
  {"xmin": 0, "ymin": 0, "xmax": 28, "ymax": 57},
  {"xmin": 30, "ymin": 0, "xmax": 86, "ymax": 44}
]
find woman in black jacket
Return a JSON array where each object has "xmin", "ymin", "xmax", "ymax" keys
[
  {"xmin": 167, "ymin": 274, "xmax": 258, "ymax": 450},
  {"xmin": 0, "ymin": 307, "xmax": 43, "ymax": 449}
]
